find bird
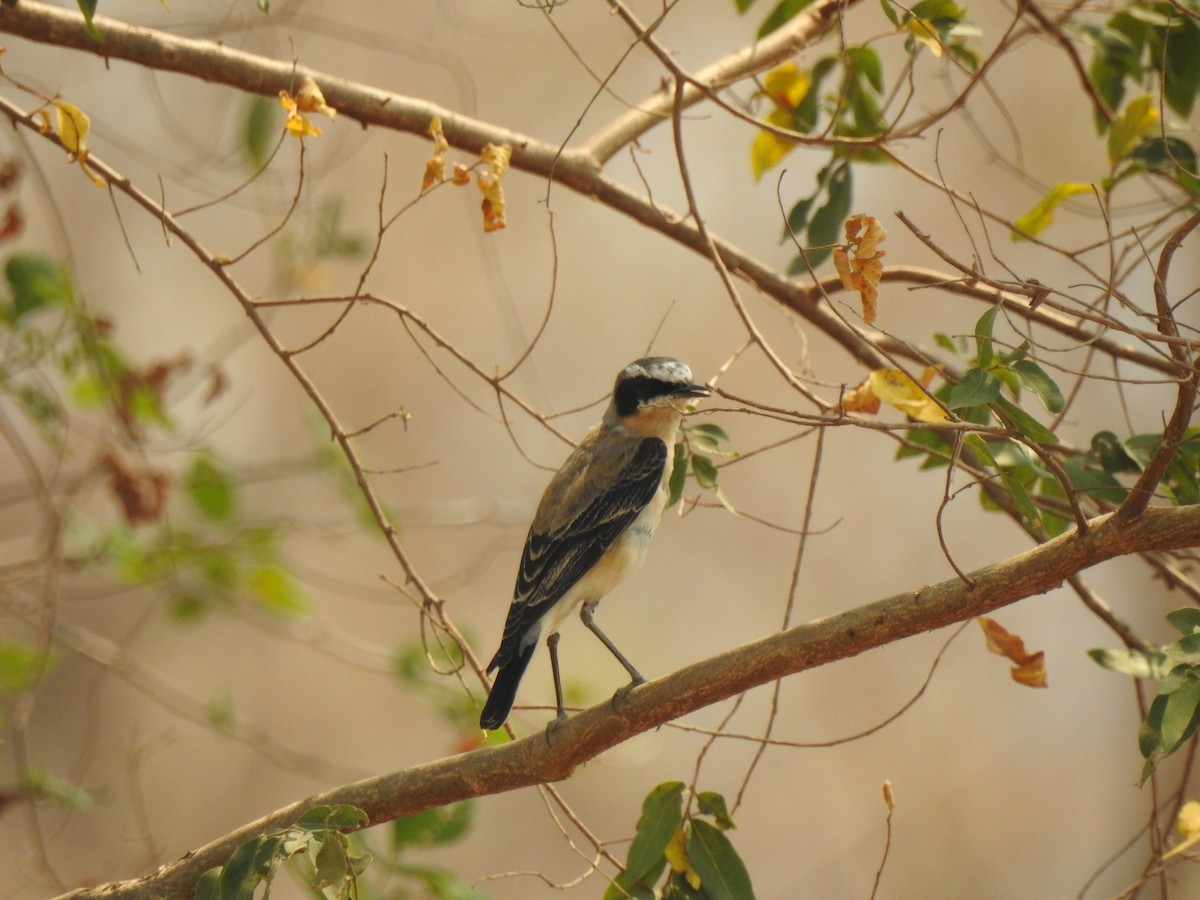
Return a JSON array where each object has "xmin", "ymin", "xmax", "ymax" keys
[{"xmin": 478, "ymin": 356, "xmax": 708, "ymax": 730}]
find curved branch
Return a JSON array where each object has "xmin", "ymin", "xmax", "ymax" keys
[{"xmin": 56, "ymin": 504, "xmax": 1200, "ymax": 900}]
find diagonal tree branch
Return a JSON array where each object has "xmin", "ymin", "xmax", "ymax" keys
[{"xmin": 55, "ymin": 504, "xmax": 1200, "ymax": 900}]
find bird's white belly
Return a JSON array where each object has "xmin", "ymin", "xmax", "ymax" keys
[{"xmin": 541, "ymin": 483, "xmax": 667, "ymax": 636}]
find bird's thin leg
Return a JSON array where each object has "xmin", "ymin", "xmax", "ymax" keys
[
  {"xmin": 546, "ymin": 631, "xmax": 568, "ymax": 720},
  {"xmin": 580, "ymin": 599, "xmax": 644, "ymax": 685}
]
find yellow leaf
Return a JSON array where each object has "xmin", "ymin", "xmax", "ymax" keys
[
  {"xmin": 664, "ymin": 829, "xmax": 701, "ymax": 890},
  {"xmin": 751, "ymin": 131, "xmax": 795, "ymax": 182},
  {"xmin": 293, "ymin": 75, "xmax": 336, "ymax": 120},
  {"xmin": 53, "ymin": 101, "xmax": 89, "ymax": 159},
  {"xmin": 905, "ymin": 18, "xmax": 943, "ymax": 57},
  {"xmin": 868, "ymin": 368, "xmax": 947, "ymax": 423},
  {"xmin": 278, "ymin": 83, "xmax": 330, "ymax": 139},
  {"xmin": 1108, "ymin": 94, "xmax": 1159, "ymax": 165},
  {"xmin": 1011, "ymin": 182, "xmax": 1092, "ymax": 242},
  {"xmin": 762, "ymin": 62, "xmax": 810, "ymax": 110},
  {"xmin": 978, "ymin": 617, "xmax": 1048, "ymax": 688},
  {"xmin": 1179, "ymin": 801, "xmax": 1200, "ymax": 840},
  {"xmin": 422, "ymin": 115, "xmax": 448, "ymax": 193},
  {"xmin": 750, "ymin": 107, "xmax": 798, "ymax": 181},
  {"xmin": 477, "ymin": 143, "xmax": 511, "ymax": 233},
  {"xmin": 52, "ymin": 101, "xmax": 105, "ymax": 187},
  {"xmin": 1164, "ymin": 801, "xmax": 1200, "ymax": 860}
]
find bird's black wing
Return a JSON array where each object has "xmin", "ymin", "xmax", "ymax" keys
[{"xmin": 486, "ymin": 436, "xmax": 667, "ymax": 671}]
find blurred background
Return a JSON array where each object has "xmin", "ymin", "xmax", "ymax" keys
[{"xmin": 1, "ymin": 0, "xmax": 1198, "ymax": 897}]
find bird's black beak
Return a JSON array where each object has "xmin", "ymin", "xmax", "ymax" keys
[{"xmin": 673, "ymin": 382, "xmax": 710, "ymax": 399}]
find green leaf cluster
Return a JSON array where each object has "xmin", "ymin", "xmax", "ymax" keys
[
  {"xmin": 903, "ymin": 307, "xmax": 1200, "ymax": 536},
  {"xmin": 93, "ymin": 515, "xmax": 309, "ymax": 624},
  {"xmin": 196, "ymin": 805, "xmax": 370, "ymax": 900},
  {"xmin": 1078, "ymin": 2, "xmax": 1200, "ymax": 191},
  {"xmin": 882, "ymin": 0, "xmax": 982, "ymax": 70},
  {"xmin": 669, "ymin": 422, "xmax": 737, "ymax": 514},
  {"xmin": 606, "ymin": 782, "xmax": 755, "ymax": 900},
  {"xmin": 383, "ymin": 802, "xmax": 485, "ymax": 900},
  {"xmin": 900, "ymin": 305, "xmax": 1066, "ymax": 534},
  {"xmin": 1091, "ymin": 609, "xmax": 1200, "ymax": 782},
  {"xmin": 1, "ymin": 252, "xmax": 180, "ymax": 449}
]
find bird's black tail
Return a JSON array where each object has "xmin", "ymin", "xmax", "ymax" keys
[{"xmin": 479, "ymin": 641, "xmax": 537, "ymax": 730}]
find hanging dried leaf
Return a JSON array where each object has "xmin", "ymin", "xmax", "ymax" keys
[
  {"xmin": 834, "ymin": 213, "xmax": 886, "ymax": 324},
  {"xmin": 422, "ymin": 116, "xmax": 448, "ymax": 193},
  {"xmin": 279, "ymin": 77, "xmax": 335, "ymax": 139},
  {"xmin": 978, "ymin": 617, "xmax": 1048, "ymax": 688},
  {"xmin": 477, "ymin": 143, "xmax": 511, "ymax": 233}
]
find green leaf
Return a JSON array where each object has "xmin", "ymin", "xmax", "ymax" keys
[
  {"xmin": 605, "ymin": 782, "xmax": 685, "ymax": 900},
  {"xmin": 686, "ymin": 820, "xmax": 755, "ymax": 900},
  {"xmin": 6, "ymin": 254, "xmax": 72, "ymax": 321},
  {"xmin": 1167, "ymin": 608, "xmax": 1200, "ymax": 635},
  {"xmin": 1060, "ymin": 457, "xmax": 1126, "ymax": 505},
  {"xmin": 242, "ymin": 94, "xmax": 278, "ymax": 170},
  {"xmin": 1008, "ymin": 359, "xmax": 1064, "ymax": 413},
  {"xmin": 879, "ymin": 0, "xmax": 902, "ymax": 27},
  {"xmin": 0, "ymin": 638, "xmax": 56, "ymax": 692},
  {"xmin": 667, "ymin": 442, "xmax": 688, "ymax": 508},
  {"xmin": 1163, "ymin": 17, "xmax": 1200, "ymax": 118},
  {"xmin": 219, "ymin": 837, "xmax": 270, "ymax": 900},
  {"xmin": 194, "ymin": 868, "xmax": 221, "ymax": 900},
  {"xmin": 75, "ymin": 0, "xmax": 103, "ymax": 40},
  {"xmin": 690, "ymin": 423, "xmax": 731, "ymax": 445},
  {"xmin": 691, "ymin": 454, "xmax": 719, "ymax": 490},
  {"xmin": 696, "ymin": 791, "xmax": 736, "ymax": 830},
  {"xmin": 24, "ymin": 768, "xmax": 93, "ymax": 809},
  {"xmin": 973, "ymin": 305, "xmax": 999, "ymax": 368},
  {"xmin": 313, "ymin": 835, "xmax": 349, "ymax": 890},
  {"xmin": 324, "ymin": 804, "xmax": 370, "ymax": 832},
  {"xmin": 1141, "ymin": 693, "xmax": 1168, "ymax": 758},
  {"xmin": 1161, "ymin": 676, "xmax": 1200, "ymax": 752},
  {"xmin": 945, "ymin": 367, "xmax": 1000, "ymax": 410},
  {"xmin": 1011, "ymin": 182, "xmax": 1092, "ymax": 241},
  {"xmin": 1088, "ymin": 647, "xmax": 1171, "ymax": 680},
  {"xmin": 994, "ymin": 396, "xmax": 1057, "ymax": 444},
  {"xmin": 847, "ymin": 45, "xmax": 885, "ymax": 93},
  {"xmin": 1089, "ymin": 430, "xmax": 1140, "ymax": 474},
  {"xmin": 756, "ymin": 0, "xmax": 816, "ymax": 38},
  {"xmin": 186, "ymin": 454, "xmax": 237, "ymax": 522},
  {"xmin": 803, "ymin": 162, "xmax": 853, "ymax": 267},
  {"xmin": 393, "ymin": 802, "xmax": 473, "ymax": 849},
  {"xmin": 1108, "ymin": 94, "xmax": 1160, "ymax": 165},
  {"xmin": 247, "ymin": 565, "xmax": 309, "ymax": 618}
]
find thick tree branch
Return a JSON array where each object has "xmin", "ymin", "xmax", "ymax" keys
[{"xmin": 57, "ymin": 505, "xmax": 1200, "ymax": 900}]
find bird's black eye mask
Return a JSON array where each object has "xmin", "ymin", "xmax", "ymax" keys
[{"xmin": 613, "ymin": 375, "xmax": 688, "ymax": 418}]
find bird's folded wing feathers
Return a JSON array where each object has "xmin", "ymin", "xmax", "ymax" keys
[{"xmin": 491, "ymin": 436, "xmax": 668, "ymax": 659}]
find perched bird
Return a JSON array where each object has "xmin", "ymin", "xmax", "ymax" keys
[{"xmin": 479, "ymin": 357, "xmax": 708, "ymax": 730}]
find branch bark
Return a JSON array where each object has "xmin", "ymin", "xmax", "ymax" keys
[{"xmin": 57, "ymin": 504, "xmax": 1200, "ymax": 900}]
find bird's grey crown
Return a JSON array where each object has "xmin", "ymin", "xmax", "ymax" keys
[{"xmin": 620, "ymin": 356, "xmax": 694, "ymax": 386}]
